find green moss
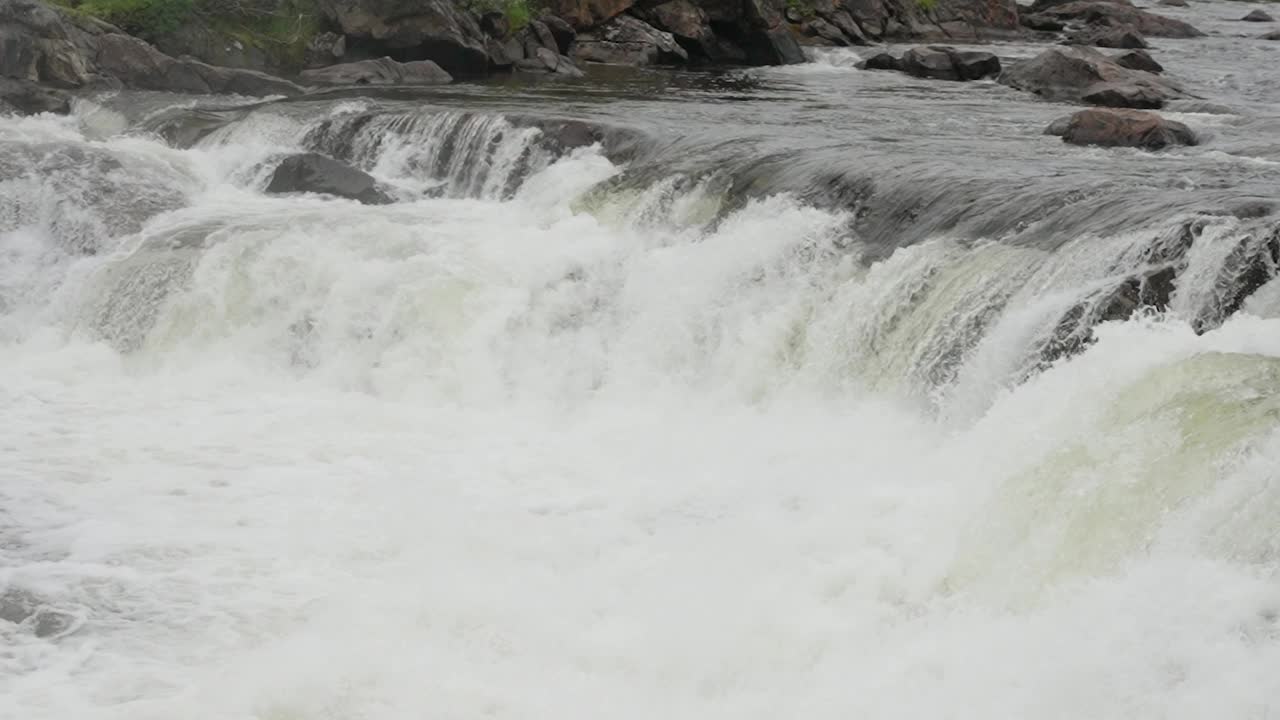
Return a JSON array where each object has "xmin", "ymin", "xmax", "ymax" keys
[
  {"xmin": 74, "ymin": 0, "xmax": 195, "ymax": 39},
  {"xmin": 462, "ymin": 0, "xmax": 536, "ymax": 35},
  {"xmin": 916, "ymin": 0, "xmax": 938, "ymax": 11},
  {"xmin": 785, "ymin": 0, "xmax": 816, "ymax": 20}
]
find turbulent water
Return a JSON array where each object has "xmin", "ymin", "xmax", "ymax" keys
[{"xmin": 4, "ymin": 3, "xmax": 1280, "ymax": 717}]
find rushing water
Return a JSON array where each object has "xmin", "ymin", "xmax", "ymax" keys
[{"xmin": 4, "ymin": 2, "xmax": 1280, "ymax": 717}]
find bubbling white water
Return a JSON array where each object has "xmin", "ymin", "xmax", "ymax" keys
[{"xmin": 1, "ymin": 111, "xmax": 1279, "ymax": 720}]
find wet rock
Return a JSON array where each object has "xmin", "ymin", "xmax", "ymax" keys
[
  {"xmin": 299, "ymin": 57, "xmax": 452, "ymax": 85},
  {"xmin": 1113, "ymin": 48, "xmax": 1162, "ymax": 73},
  {"xmin": 573, "ymin": 14, "xmax": 688, "ymax": 65},
  {"xmin": 645, "ymin": 0, "xmax": 721, "ymax": 59},
  {"xmin": 0, "ymin": 77, "xmax": 70, "ymax": 114},
  {"xmin": 540, "ymin": 14, "xmax": 577, "ymax": 55},
  {"xmin": 900, "ymin": 46, "xmax": 960, "ymax": 79},
  {"xmin": 1044, "ymin": 114, "xmax": 1072, "ymax": 135},
  {"xmin": 515, "ymin": 46, "xmax": 586, "ymax": 76},
  {"xmin": 1037, "ymin": 1, "xmax": 1204, "ymax": 37},
  {"xmin": 1227, "ymin": 200, "xmax": 1275, "ymax": 219},
  {"xmin": 1157, "ymin": 0, "xmax": 1187, "ymax": 6},
  {"xmin": 897, "ymin": 46, "xmax": 1000, "ymax": 81},
  {"xmin": 1242, "ymin": 9, "xmax": 1274, "ymax": 22},
  {"xmin": 1068, "ymin": 28, "xmax": 1150, "ymax": 48},
  {"xmin": 1059, "ymin": 107, "xmax": 1196, "ymax": 150},
  {"xmin": 315, "ymin": 0, "xmax": 489, "ymax": 76},
  {"xmin": 743, "ymin": 0, "xmax": 806, "ymax": 64},
  {"xmin": 266, "ymin": 153, "xmax": 392, "ymax": 205},
  {"xmin": 1021, "ymin": 12, "xmax": 1067, "ymax": 31},
  {"xmin": 304, "ymin": 32, "xmax": 347, "ymax": 69},
  {"xmin": 543, "ymin": 0, "xmax": 636, "ymax": 30},
  {"xmin": 999, "ymin": 45, "xmax": 1182, "ymax": 108},
  {"xmin": 486, "ymin": 36, "xmax": 518, "ymax": 69},
  {"xmin": 858, "ymin": 51, "xmax": 900, "ymax": 70},
  {"xmin": 1263, "ymin": 30, "xmax": 1280, "ymax": 39}
]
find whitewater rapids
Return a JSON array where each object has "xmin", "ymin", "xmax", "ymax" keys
[{"xmin": 2, "ymin": 99, "xmax": 1280, "ymax": 720}]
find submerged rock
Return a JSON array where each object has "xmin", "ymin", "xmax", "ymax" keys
[
  {"xmin": 300, "ymin": 57, "xmax": 453, "ymax": 85},
  {"xmin": 858, "ymin": 51, "xmax": 901, "ymax": 71},
  {"xmin": 266, "ymin": 154, "xmax": 392, "ymax": 205},
  {"xmin": 999, "ymin": 45, "xmax": 1182, "ymax": 108},
  {"xmin": 1242, "ymin": 9, "xmax": 1275, "ymax": 22},
  {"xmin": 1068, "ymin": 28, "xmax": 1150, "ymax": 48},
  {"xmin": 1158, "ymin": 0, "xmax": 1188, "ymax": 6},
  {"xmin": 1058, "ymin": 107, "xmax": 1196, "ymax": 150},
  {"xmin": 0, "ymin": 77, "xmax": 71, "ymax": 114}
]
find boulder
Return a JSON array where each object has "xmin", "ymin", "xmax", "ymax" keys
[
  {"xmin": 858, "ymin": 51, "xmax": 900, "ymax": 70},
  {"xmin": 1242, "ymin": 9, "xmax": 1274, "ymax": 22},
  {"xmin": 1037, "ymin": 1, "xmax": 1204, "ymax": 37},
  {"xmin": 540, "ymin": 14, "xmax": 577, "ymax": 54},
  {"xmin": 299, "ymin": 57, "xmax": 452, "ymax": 85},
  {"xmin": 266, "ymin": 153, "xmax": 392, "ymax": 204},
  {"xmin": 573, "ymin": 14, "xmax": 688, "ymax": 65},
  {"xmin": 314, "ymin": 0, "xmax": 489, "ymax": 76},
  {"xmin": 999, "ymin": 45, "xmax": 1182, "ymax": 108},
  {"xmin": 740, "ymin": 0, "xmax": 805, "ymax": 64},
  {"xmin": 1068, "ymin": 28, "xmax": 1150, "ymax": 48},
  {"xmin": 304, "ymin": 32, "xmax": 347, "ymax": 69},
  {"xmin": 1057, "ymin": 107, "xmax": 1196, "ymax": 149},
  {"xmin": 515, "ymin": 46, "xmax": 586, "ymax": 76},
  {"xmin": 1113, "ymin": 48, "xmax": 1162, "ymax": 73},
  {"xmin": 1021, "ymin": 12, "xmax": 1067, "ymax": 31},
  {"xmin": 1044, "ymin": 114, "xmax": 1072, "ymax": 135},
  {"xmin": 646, "ymin": 0, "xmax": 722, "ymax": 59},
  {"xmin": 543, "ymin": 0, "xmax": 636, "ymax": 30},
  {"xmin": 0, "ymin": 0, "xmax": 303, "ymax": 96},
  {"xmin": 898, "ymin": 46, "xmax": 1001, "ymax": 81},
  {"xmin": 0, "ymin": 76, "xmax": 71, "ymax": 114}
]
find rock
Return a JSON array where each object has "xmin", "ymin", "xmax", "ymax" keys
[
  {"xmin": 479, "ymin": 11, "xmax": 509, "ymax": 38},
  {"xmin": 999, "ymin": 45, "xmax": 1182, "ymax": 108},
  {"xmin": 515, "ymin": 47, "xmax": 586, "ymax": 76},
  {"xmin": 540, "ymin": 14, "xmax": 577, "ymax": 55},
  {"xmin": 1059, "ymin": 107, "xmax": 1196, "ymax": 149},
  {"xmin": 1114, "ymin": 48, "xmax": 1162, "ymax": 73},
  {"xmin": 898, "ymin": 46, "xmax": 1001, "ymax": 81},
  {"xmin": 1069, "ymin": 28, "xmax": 1150, "ymax": 48},
  {"xmin": 486, "ymin": 36, "xmax": 517, "ymax": 69},
  {"xmin": 265, "ymin": 153, "xmax": 392, "ymax": 204},
  {"xmin": 1021, "ymin": 12, "xmax": 1067, "ymax": 31},
  {"xmin": 315, "ymin": 0, "xmax": 489, "ymax": 76},
  {"xmin": 647, "ymin": 0, "xmax": 721, "ymax": 59},
  {"xmin": 573, "ymin": 14, "xmax": 688, "ymax": 65},
  {"xmin": 1263, "ymin": 30, "xmax": 1280, "ymax": 39},
  {"xmin": 0, "ymin": 77, "xmax": 70, "ymax": 114},
  {"xmin": 152, "ymin": 24, "xmax": 274, "ymax": 73},
  {"xmin": 742, "ymin": 0, "xmax": 806, "ymax": 64},
  {"xmin": 1243, "ymin": 9, "xmax": 1274, "ymax": 22},
  {"xmin": 543, "ymin": 0, "xmax": 636, "ymax": 30},
  {"xmin": 304, "ymin": 32, "xmax": 347, "ymax": 69},
  {"xmin": 858, "ymin": 51, "xmax": 900, "ymax": 70},
  {"xmin": 1044, "ymin": 114, "xmax": 1072, "ymax": 135},
  {"xmin": 1038, "ymin": 1, "xmax": 1204, "ymax": 37},
  {"xmin": 299, "ymin": 57, "xmax": 452, "ymax": 85},
  {"xmin": 1158, "ymin": 0, "xmax": 1187, "ymax": 6},
  {"xmin": 0, "ymin": 0, "xmax": 302, "ymax": 96}
]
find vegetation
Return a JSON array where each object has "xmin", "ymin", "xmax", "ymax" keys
[
  {"xmin": 462, "ymin": 0, "xmax": 535, "ymax": 34},
  {"xmin": 51, "ymin": 0, "xmax": 320, "ymax": 67},
  {"xmin": 785, "ymin": 0, "xmax": 816, "ymax": 20},
  {"xmin": 916, "ymin": 0, "xmax": 939, "ymax": 11}
]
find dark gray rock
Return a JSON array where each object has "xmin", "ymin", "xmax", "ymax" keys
[
  {"xmin": 315, "ymin": 0, "xmax": 489, "ymax": 76},
  {"xmin": 1059, "ymin": 107, "xmax": 1196, "ymax": 149},
  {"xmin": 1242, "ymin": 9, "xmax": 1274, "ymax": 22},
  {"xmin": 1157, "ymin": 0, "xmax": 1187, "ymax": 6},
  {"xmin": 1263, "ymin": 29, "xmax": 1280, "ymax": 39},
  {"xmin": 1037, "ymin": 1, "xmax": 1204, "ymax": 37},
  {"xmin": 267, "ymin": 154, "xmax": 392, "ymax": 204},
  {"xmin": 573, "ymin": 14, "xmax": 688, "ymax": 65},
  {"xmin": 858, "ymin": 51, "xmax": 900, "ymax": 70},
  {"xmin": 0, "ymin": 76, "xmax": 70, "ymax": 114},
  {"xmin": 540, "ymin": 14, "xmax": 577, "ymax": 55},
  {"xmin": 897, "ymin": 46, "xmax": 1001, "ymax": 81},
  {"xmin": 1113, "ymin": 48, "xmax": 1162, "ymax": 73},
  {"xmin": 304, "ymin": 31, "xmax": 347, "ymax": 69},
  {"xmin": 1044, "ymin": 115, "xmax": 1072, "ymax": 135},
  {"xmin": 1021, "ymin": 12, "xmax": 1066, "ymax": 31},
  {"xmin": 1069, "ymin": 28, "xmax": 1150, "ymax": 48},
  {"xmin": 299, "ymin": 57, "xmax": 452, "ymax": 85},
  {"xmin": 999, "ymin": 45, "xmax": 1182, "ymax": 108},
  {"xmin": 515, "ymin": 46, "xmax": 586, "ymax": 76}
]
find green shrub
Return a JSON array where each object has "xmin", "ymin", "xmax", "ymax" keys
[
  {"xmin": 78, "ymin": 0, "xmax": 195, "ymax": 38},
  {"xmin": 462, "ymin": 0, "xmax": 534, "ymax": 34}
]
